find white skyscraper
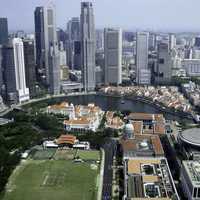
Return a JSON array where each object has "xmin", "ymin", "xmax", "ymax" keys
[
  {"xmin": 169, "ymin": 34, "xmax": 176, "ymax": 50},
  {"xmin": 104, "ymin": 28, "xmax": 122, "ymax": 85},
  {"xmin": 136, "ymin": 32, "xmax": 151, "ymax": 85},
  {"xmin": 13, "ymin": 38, "xmax": 30, "ymax": 103}
]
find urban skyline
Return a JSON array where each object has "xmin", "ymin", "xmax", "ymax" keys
[
  {"xmin": 2, "ymin": 0, "xmax": 200, "ymax": 32},
  {"xmin": 1, "ymin": 1, "xmax": 200, "ymax": 200}
]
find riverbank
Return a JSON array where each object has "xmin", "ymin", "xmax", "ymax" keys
[
  {"xmin": 0, "ymin": 92, "xmax": 195, "ymax": 123},
  {"xmin": 97, "ymin": 92, "xmax": 194, "ymax": 120}
]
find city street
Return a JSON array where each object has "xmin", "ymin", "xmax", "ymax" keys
[{"xmin": 102, "ymin": 139, "xmax": 117, "ymax": 200}]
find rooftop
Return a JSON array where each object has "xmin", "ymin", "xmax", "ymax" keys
[
  {"xmin": 120, "ymin": 134, "xmax": 164, "ymax": 158},
  {"xmin": 127, "ymin": 113, "xmax": 165, "ymax": 135},
  {"xmin": 56, "ymin": 134, "xmax": 77, "ymax": 145},
  {"xmin": 182, "ymin": 160, "xmax": 200, "ymax": 187},
  {"xmin": 179, "ymin": 128, "xmax": 200, "ymax": 147},
  {"xmin": 126, "ymin": 158, "xmax": 178, "ymax": 200}
]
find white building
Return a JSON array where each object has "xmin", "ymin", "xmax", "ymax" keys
[
  {"xmin": 73, "ymin": 142, "xmax": 90, "ymax": 150},
  {"xmin": 182, "ymin": 59, "xmax": 200, "ymax": 77},
  {"xmin": 136, "ymin": 32, "xmax": 151, "ymax": 85},
  {"xmin": 47, "ymin": 102, "xmax": 104, "ymax": 132},
  {"xmin": 64, "ymin": 115, "xmax": 101, "ymax": 132},
  {"xmin": 13, "ymin": 38, "xmax": 30, "ymax": 103},
  {"xmin": 104, "ymin": 28, "xmax": 122, "ymax": 85},
  {"xmin": 169, "ymin": 33, "xmax": 176, "ymax": 50}
]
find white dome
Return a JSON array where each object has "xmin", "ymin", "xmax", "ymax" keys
[
  {"xmin": 124, "ymin": 123, "xmax": 134, "ymax": 138},
  {"xmin": 140, "ymin": 141, "xmax": 148, "ymax": 148}
]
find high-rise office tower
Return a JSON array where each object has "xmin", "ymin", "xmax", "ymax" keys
[
  {"xmin": 3, "ymin": 38, "xmax": 30, "ymax": 104},
  {"xmin": 34, "ymin": 4, "xmax": 58, "ymax": 85},
  {"xmin": 194, "ymin": 36, "xmax": 200, "ymax": 47},
  {"xmin": 2, "ymin": 45, "xmax": 17, "ymax": 103},
  {"xmin": 67, "ymin": 17, "xmax": 80, "ymax": 41},
  {"xmin": 155, "ymin": 43, "xmax": 172, "ymax": 84},
  {"xmin": 80, "ymin": 2, "xmax": 96, "ymax": 91},
  {"xmin": 73, "ymin": 41, "xmax": 81, "ymax": 70},
  {"xmin": 136, "ymin": 32, "xmax": 151, "ymax": 85},
  {"xmin": 2, "ymin": 39, "xmax": 30, "ymax": 104},
  {"xmin": 0, "ymin": 46, "xmax": 4, "ymax": 95},
  {"xmin": 148, "ymin": 33, "xmax": 156, "ymax": 51},
  {"xmin": 57, "ymin": 28, "xmax": 67, "ymax": 50},
  {"xmin": 96, "ymin": 29, "xmax": 104, "ymax": 50},
  {"xmin": 49, "ymin": 44, "xmax": 60, "ymax": 95},
  {"xmin": 0, "ymin": 18, "xmax": 8, "ymax": 45},
  {"xmin": 104, "ymin": 28, "xmax": 122, "ymax": 85},
  {"xmin": 66, "ymin": 17, "xmax": 80, "ymax": 69},
  {"xmin": 13, "ymin": 38, "xmax": 30, "ymax": 103},
  {"xmin": 169, "ymin": 33, "xmax": 176, "ymax": 50},
  {"xmin": 23, "ymin": 39, "xmax": 36, "ymax": 97},
  {"xmin": 59, "ymin": 42, "xmax": 67, "ymax": 66}
]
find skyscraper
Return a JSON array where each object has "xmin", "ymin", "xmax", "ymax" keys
[
  {"xmin": 148, "ymin": 33, "xmax": 156, "ymax": 51},
  {"xmin": 0, "ymin": 46, "xmax": 4, "ymax": 95},
  {"xmin": 80, "ymin": 2, "xmax": 96, "ymax": 91},
  {"xmin": 34, "ymin": 7, "xmax": 45, "ymax": 75},
  {"xmin": 49, "ymin": 44, "xmax": 60, "ymax": 95},
  {"xmin": 67, "ymin": 17, "xmax": 80, "ymax": 42},
  {"xmin": 194, "ymin": 36, "xmax": 200, "ymax": 48},
  {"xmin": 23, "ymin": 39, "xmax": 36, "ymax": 97},
  {"xmin": 2, "ymin": 45, "xmax": 17, "ymax": 103},
  {"xmin": 13, "ymin": 38, "xmax": 30, "ymax": 103},
  {"xmin": 34, "ymin": 4, "xmax": 58, "ymax": 85},
  {"xmin": 155, "ymin": 43, "xmax": 172, "ymax": 84},
  {"xmin": 96, "ymin": 29, "xmax": 104, "ymax": 50},
  {"xmin": 136, "ymin": 32, "xmax": 151, "ymax": 85},
  {"xmin": 0, "ymin": 18, "xmax": 8, "ymax": 45},
  {"xmin": 66, "ymin": 17, "xmax": 80, "ymax": 69},
  {"xmin": 104, "ymin": 28, "xmax": 122, "ymax": 85},
  {"xmin": 169, "ymin": 33, "xmax": 176, "ymax": 50},
  {"xmin": 74, "ymin": 41, "xmax": 81, "ymax": 70}
]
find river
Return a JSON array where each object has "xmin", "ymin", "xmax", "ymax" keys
[{"xmin": 40, "ymin": 94, "xmax": 191, "ymax": 122}]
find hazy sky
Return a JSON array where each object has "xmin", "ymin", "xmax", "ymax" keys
[{"xmin": 1, "ymin": 0, "xmax": 200, "ymax": 32}]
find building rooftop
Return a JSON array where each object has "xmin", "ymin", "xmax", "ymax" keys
[
  {"xmin": 128, "ymin": 113, "xmax": 155, "ymax": 121},
  {"xmin": 182, "ymin": 160, "xmax": 200, "ymax": 187},
  {"xmin": 127, "ymin": 113, "xmax": 165, "ymax": 135},
  {"xmin": 179, "ymin": 128, "xmax": 200, "ymax": 147},
  {"xmin": 120, "ymin": 134, "xmax": 164, "ymax": 158},
  {"xmin": 125, "ymin": 158, "xmax": 178, "ymax": 200},
  {"xmin": 64, "ymin": 117, "xmax": 91, "ymax": 125},
  {"xmin": 56, "ymin": 134, "xmax": 77, "ymax": 145}
]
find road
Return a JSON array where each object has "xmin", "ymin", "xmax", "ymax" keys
[{"xmin": 102, "ymin": 139, "xmax": 117, "ymax": 200}]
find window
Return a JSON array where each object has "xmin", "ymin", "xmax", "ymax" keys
[
  {"xmin": 193, "ymin": 187, "xmax": 197, "ymax": 198},
  {"xmin": 197, "ymin": 188, "xmax": 200, "ymax": 197},
  {"xmin": 159, "ymin": 58, "xmax": 164, "ymax": 64}
]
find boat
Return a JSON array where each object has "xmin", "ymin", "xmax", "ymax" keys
[{"xmin": 121, "ymin": 100, "xmax": 125, "ymax": 104}]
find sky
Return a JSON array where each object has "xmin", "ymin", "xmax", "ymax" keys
[{"xmin": 1, "ymin": 0, "xmax": 200, "ymax": 32}]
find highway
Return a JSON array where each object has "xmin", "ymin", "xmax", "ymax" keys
[{"xmin": 102, "ymin": 139, "xmax": 117, "ymax": 200}]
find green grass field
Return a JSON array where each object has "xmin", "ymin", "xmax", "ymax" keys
[
  {"xmin": 76, "ymin": 150, "xmax": 100, "ymax": 161},
  {"xmin": 2, "ymin": 160, "xmax": 98, "ymax": 200}
]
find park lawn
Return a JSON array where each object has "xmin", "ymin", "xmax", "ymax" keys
[
  {"xmin": 2, "ymin": 160, "xmax": 98, "ymax": 200},
  {"xmin": 76, "ymin": 150, "xmax": 100, "ymax": 161}
]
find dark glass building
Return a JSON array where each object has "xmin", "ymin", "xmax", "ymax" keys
[
  {"xmin": 2, "ymin": 45, "xmax": 17, "ymax": 104},
  {"xmin": 0, "ymin": 18, "xmax": 8, "ymax": 45},
  {"xmin": 23, "ymin": 40, "xmax": 36, "ymax": 98}
]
